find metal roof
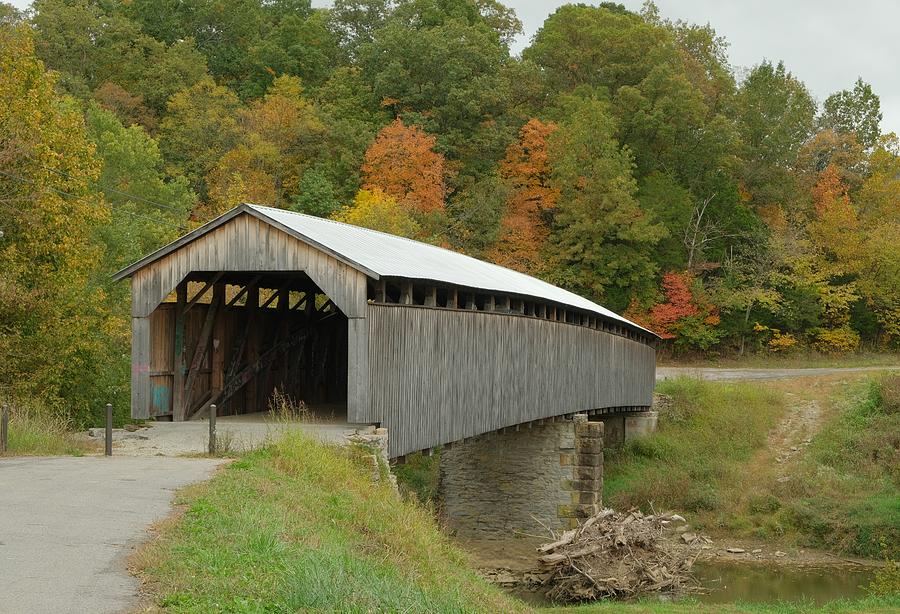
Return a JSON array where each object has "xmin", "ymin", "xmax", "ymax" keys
[{"xmin": 114, "ymin": 203, "xmax": 656, "ymax": 337}]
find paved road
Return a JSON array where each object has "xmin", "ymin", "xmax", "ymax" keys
[
  {"xmin": 656, "ymin": 365, "xmax": 898, "ymax": 381},
  {"xmin": 0, "ymin": 456, "xmax": 222, "ymax": 614}
]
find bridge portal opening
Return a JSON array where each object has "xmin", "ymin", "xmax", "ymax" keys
[{"xmin": 147, "ymin": 271, "xmax": 348, "ymax": 422}]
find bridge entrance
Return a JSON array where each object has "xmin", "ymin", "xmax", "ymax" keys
[{"xmin": 146, "ymin": 271, "xmax": 348, "ymax": 422}]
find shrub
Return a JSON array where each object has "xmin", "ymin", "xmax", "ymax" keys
[{"xmin": 812, "ymin": 326, "xmax": 861, "ymax": 353}]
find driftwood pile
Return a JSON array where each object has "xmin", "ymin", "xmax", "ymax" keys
[{"xmin": 536, "ymin": 508, "xmax": 708, "ymax": 602}]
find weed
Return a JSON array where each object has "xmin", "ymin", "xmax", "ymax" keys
[{"xmin": 0, "ymin": 397, "xmax": 95, "ymax": 456}]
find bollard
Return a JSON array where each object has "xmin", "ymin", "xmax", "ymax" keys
[
  {"xmin": 1, "ymin": 403, "xmax": 8, "ymax": 454},
  {"xmin": 209, "ymin": 404, "xmax": 217, "ymax": 455},
  {"xmin": 105, "ymin": 403, "xmax": 113, "ymax": 456}
]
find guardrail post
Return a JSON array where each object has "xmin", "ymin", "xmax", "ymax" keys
[
  {"xmin": 105, "ymin": 403, "xmax": 113, "ymax": 456},
  {"xmin": 209, "ymin": 404, "xmax": 217, "ymax": 455},
  {"xmin": 1, "ymin": 403, "xmax": 9, "ymax": 454}
]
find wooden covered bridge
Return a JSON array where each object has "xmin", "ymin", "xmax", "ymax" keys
[{"xmin": 114, "ymin": 204, "xmax": 658, "ymax": 458}]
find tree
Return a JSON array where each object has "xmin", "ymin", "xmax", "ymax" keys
[
  {"xmin": 0, "ymin": 26, "xmax": 123, "ymax": 422},
  {"xmin": 158, "ymin": 77, "xmax": 242, "ymax": 200},
  {"xmin": 545, "ymin": 95, "xmax": 665, "ymax": 310},
  {"xmin": 361, "ymin": 118, "xmax": 446, "ymax": 214},
  {"xmin": 488, "ymin": 118, "xmax": 558, "ymax": 274},
  {"xmin": 333, "ymin": 188, "xmax": 420, "ymax": 237},
  {"xmin": 820, "ymin": 78, "xmax": 882, "ymax": 149},
  {"xmin": 291, "ymin": 168, "xmax": 340, "ymax": 217},
  {"xmin": 85, "ymin": 104, "xmax": 194, "ymax": 270},
  {"xmin": 735, "ymin": 61, "xmax": 816, "ymax": 209}
]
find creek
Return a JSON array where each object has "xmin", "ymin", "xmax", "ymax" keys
[{"xmin": 694, "ymin": 561, "xmax": 875, "ymax": 606}]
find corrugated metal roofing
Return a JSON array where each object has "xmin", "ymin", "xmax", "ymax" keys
[{"xmin": 114, "ymin": 203, "xmax": 655, "ymax": 336}]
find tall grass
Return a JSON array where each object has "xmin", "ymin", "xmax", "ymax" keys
[
  {"xmin": 0, "ymin": 398, "xmax": 93, "ymax": 456},
  {"xmin": 779, "ymin": 374, "xmax": 900, "ymax": 557},
  {"xmin": 604, "ymin": 377, "xmax": 785, "ymax": 517},
  {"xmin": 134, "ymin": 432, "xmax": 522, "ymax": 613}
]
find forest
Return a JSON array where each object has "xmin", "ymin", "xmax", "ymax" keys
[{"xmin": 1, "ymin": 0, "xmax": 898, "ymax": 423}]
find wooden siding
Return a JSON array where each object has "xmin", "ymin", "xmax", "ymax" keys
[
  {"xmin": 129, "ymin": 214, "xmax": 367, "ymax": 318},
  {"xmin": 129, "ymin": 213, "xmax": 367, "ymax": 420},
  {"xmin": 366, "ymin": 304, "xmax": 656, "ymax": 458}
]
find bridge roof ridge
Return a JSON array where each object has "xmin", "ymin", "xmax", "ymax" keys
[{"xmin": 113, "ymin": 203, "xmax": 657, "ymax": 338}]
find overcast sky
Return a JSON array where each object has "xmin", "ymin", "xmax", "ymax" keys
[{"xmin": 10, "ymin": 0, "xmax": 898, "ymax": 134}]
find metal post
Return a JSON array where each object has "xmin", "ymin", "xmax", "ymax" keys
[
  {"xmin": 209, "ymin": 404, "xmax": 217, "ymax": 455},
  {"xmin": 1, "ymin": 404, "xmax": 9, "ymax": 454},
  {"xmin": 105, "ymin": 403, "xmax": 113, "ymax": 456}
]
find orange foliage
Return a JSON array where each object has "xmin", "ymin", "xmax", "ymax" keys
[
  {"xmin": 489, "ymin": 118, "xmax": 559, "ymax": 273},
  {"xmin": 809, "ymin": 164, "xmax": 860, "ymax": 264},
  {"xmin": 361, "ymin": 118, "xmax": 446, "ymax": 214},
  {"xmin": 628, "ymin": 272, "xmax": 719, "ymax": 340}
]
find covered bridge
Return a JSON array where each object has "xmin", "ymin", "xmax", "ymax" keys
[{"xmin": 114, "ymin": 204, "xmax": 658, "ymax": 458}]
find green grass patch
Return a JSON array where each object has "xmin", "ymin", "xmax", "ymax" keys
[
  {"xmin": 0, "ymin": 399, "xmax": 94, "ymax": 456},
  {"xmin": 604, "ymin": 377, "xmax": 785, "ymax": 518},
  {"xmin": 778, "ymin": 375, "xmax": 900, "ymax": 558},
  {"xmin": 135, "ymin": 432, "xmax": 522, "ymax": 613},
  {"xmin": 394, "ymin": 450, "xmax": 441, "ymax": 504}
]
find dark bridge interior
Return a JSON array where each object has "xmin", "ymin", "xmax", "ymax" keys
[{"xmin": 149, "ymin": 271, "xmax": 347, "ymax": 421}]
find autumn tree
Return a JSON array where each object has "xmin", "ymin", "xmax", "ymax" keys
[
  {"xmin": 158, "ymin": 77, "xmax": 243, "ymax": 201},
  {"xmin": 333, "ymin": 188, "xmax": 420, "ymax": 238},
  {"xmin": 0, "ymin": 27, "xmax": 123, "ymax": 422},
  {"xmin": 488, "ymin": 118, "xmax": 558, "ymax": 273},
  {"xmin": 361, "ymin": 118, "xmax": 446, "ymax": 214}
]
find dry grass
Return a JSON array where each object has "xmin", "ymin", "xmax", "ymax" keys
[{"xmin": 0, "ymin": 398, "xmax": 96, "ymax": 456}]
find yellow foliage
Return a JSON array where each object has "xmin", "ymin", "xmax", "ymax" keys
[
  {"xmin": 768, "ymin": 331, "xmax": 797, "ymax": 352},
  {"xmin": 332, "ymin": 189, "xmax": 421, "ymax": 238},
  {"xmin": 812, "ymin": 327, "xmax": 861, "ymax": 354}
]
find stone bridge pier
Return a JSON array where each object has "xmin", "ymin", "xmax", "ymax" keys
[{"xmin": 439, "ymin": 414, "xmax": 604, "ymax": 538}]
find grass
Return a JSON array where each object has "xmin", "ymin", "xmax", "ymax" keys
[
  {"xmin": 657, "ymin": 352, "xmax": 899, "ymax": 369},
  {"xmin": 604, "ymin": 377, "xmax": 786, "ymax": 517},
  {"xmin": 548, "ymin": 595, "xmax": 900, "ymax": 613},
  {"xmin": 0, "ymin": 399, "xmax": 95, "ymax": 456},
  {"xmin": 133, "ymin": 431, "xmax": 523, "ymax": 613},
  {"xmin": 771, "ymin": 374, "xmax": 900, "ymax": 558}
]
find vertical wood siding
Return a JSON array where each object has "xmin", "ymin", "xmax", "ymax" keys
[
  {"xmin": 129, "ymin": 214, "xmax": 367, "ymax": 318},
  {"xmin": 366, "ymin": 304, "xmax": 656, "ymax": 458}
]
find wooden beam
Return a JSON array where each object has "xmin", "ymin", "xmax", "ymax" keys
[
  {"xmin": 424, "ymin": 286, "xmax": 437, "ymax": 307},
  {"xmin": 184, "ymin": 272, "xmax": 224, "ymax": 314},
  {"xmin": 211, "ymin": 284, "xmax": 226, "ymax": 398},
  {"xmin": 227, "ymin": 275, "xmax": 262, "ymax": 307},
  {"xmin": 245, "ymin": 285, "xmax": 260, "ymax": 412},
  {"xmin": 172, "ymin": 282, "xmax": 187, "ymax": 421},
  {"xmin": 375, "ymin": 279, "xmax": 386, "ymax": 303},
  {"xmin": 447, "ymin": 288, "xmax": 458, "ymax": 309},
  {"xmin": 182, "ymin": 298, "xmax": 219, "ymax": 416},
  {"xmin": 400, "ymin": 281, "xmax": 413, "ymax": 305}
]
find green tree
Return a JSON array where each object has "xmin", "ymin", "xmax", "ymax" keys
[
  {"xmin": 85, "ymin": 104, "xmax": 194, "ymax": 270},
  {"xmin": 735, "ymin": 60, "xmax": 816, "ymax": 210},
  {"xmin": 820, "ymin": 78, "xmax": 882, "ymax": 149},
  {"xmin": 545, "ymin": 95, "xmax": 666, "ymax": 310}
]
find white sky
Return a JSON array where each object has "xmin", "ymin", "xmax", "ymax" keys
[{"xmin": 9, "ymin": 0, "xmax": 897, "ymax": 134}]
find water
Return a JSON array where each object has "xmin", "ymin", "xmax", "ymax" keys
[{"xmin": 694, "ymin": 562, "xmax": 875, "ymax": 605}]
